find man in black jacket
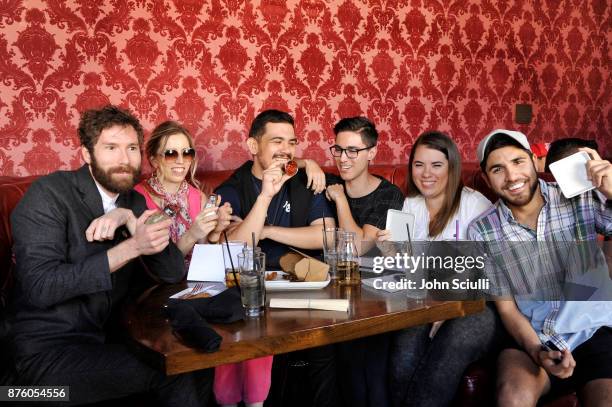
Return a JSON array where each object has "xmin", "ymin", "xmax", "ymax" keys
[
  {"xmin": 216, "ymin": 109, "xmax": 335, "ymax": 267},
  {"xmin": 9, "ymin": 106, "xmax": 211, "ymax": 406},
  {"xmin": 215, "ymin": 109, "xmax": 338, "ymax": 406}
]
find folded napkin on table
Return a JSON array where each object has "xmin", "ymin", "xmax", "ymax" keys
[
  {"xmin": 269, "ymin": 298, "xmax": 349, "ymax": 312},
  {"xmin": 165, "ymin": 286, "xmax": 243, "ymax": 352}
]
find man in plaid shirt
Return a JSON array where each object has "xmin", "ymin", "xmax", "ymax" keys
[{"xmin": 468, "ymin": 129, "xmax": 612, "ymax": 406}]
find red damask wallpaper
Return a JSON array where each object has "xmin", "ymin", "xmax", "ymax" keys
[{"xmin": 0, "ymin": 0, "xmax": 609, "ymax": 176}]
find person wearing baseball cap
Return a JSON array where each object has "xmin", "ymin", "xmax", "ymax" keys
[
  {"xmin": 531, "ymin": 142, "xmax": 549, "ymax": 172},
  {"xmin": 476, "ymin": 129, "xmax": 532, "ymax": 170},
  {"xmin": 468, "ymin": 129, "xmax": 612, "ymax": 406}
]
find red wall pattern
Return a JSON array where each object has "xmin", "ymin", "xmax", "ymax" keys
[{"xmin": 0, "ymin": 0, "xmax": 609, "ymax": 176}]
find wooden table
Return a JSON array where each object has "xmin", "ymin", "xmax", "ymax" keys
[{"xmin": 125, "ymin": 282, "xmax": 484, "ymax": 375}]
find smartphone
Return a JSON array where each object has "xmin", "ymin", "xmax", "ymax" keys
[
  {"xmin": 540, "ymin": 340, "xmax": 563, "ymax": 364},
  {"xmin": 385, "ymin": 210, "xmax": 416, "ymax": 242}
]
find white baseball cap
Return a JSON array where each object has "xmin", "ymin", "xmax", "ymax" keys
[{"xmin": 477, "ymin": 129, "xmax": 531, "ymax": 164}]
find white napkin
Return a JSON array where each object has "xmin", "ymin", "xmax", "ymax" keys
[{"xmin": 269, "ymin": 298, "xmax": 349, "ymax": 312}]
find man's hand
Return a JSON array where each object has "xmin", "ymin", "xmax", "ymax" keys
[
  {"xmin": 86, "ymin": 208, "xmax": 135, "ymax": 242},
  {"xmin": 580, "ymin": 147, "xmax": 612, "ymax": 199},
  {"xmin": 261, "ymin": 161, "xmax": 291, "ymax": 199},
  {"xmin": 132, "ymin": 209, "xmax": 172, "ymax": 255},
  {"xmin": 299, "ymin": 158, "xmax": 326, "ymax": 194},
  {"xmin": 325, "ymin": 183, "xmax": 347, "ymax": 203},
  {"xmin": 538, "ymin": 348, "xmax": 576, "ymax": 379}
]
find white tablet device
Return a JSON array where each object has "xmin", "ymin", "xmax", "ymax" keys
[
  {"xmin": 385, "ymin": 209, "xmax": 416, "ymax": 242},
  {"xmin": 549, "ymin": 151, "xmax": 595, "ymax": 198}
]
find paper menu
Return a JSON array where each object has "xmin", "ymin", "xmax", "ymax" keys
[{"xmin": 187, "ymin": 242, "xmax": 245, "ymax": 282}]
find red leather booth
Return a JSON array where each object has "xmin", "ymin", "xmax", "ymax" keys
[{"xmin": 0, "ymin": 164, "xmax": 578, "ymax": 406}]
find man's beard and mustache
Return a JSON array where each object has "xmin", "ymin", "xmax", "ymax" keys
[
  {"xmin": 499, "ymin": 172, "xmax": 539, "ymax": 207},
  {"xmin": 90, "ymin": 154, "xmax": 140, "ymax": 194},
  {"xmin": 272, "ymin": 153, "xmax": 292, "ymax": 161}
]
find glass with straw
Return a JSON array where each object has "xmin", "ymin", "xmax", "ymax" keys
[
  {"xmin": 237, "ymin": 233, "xmax": 266, "ymax": 317},
  {"xmin": 322, "ymin": 217, "xmax": 342, "ymax": 281},
  {"xmin": 405, "ymin": 222, "xmax": 427, "ymax": 300}
]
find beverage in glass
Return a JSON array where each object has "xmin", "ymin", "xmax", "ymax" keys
[
  {"xmin": 323, "ymin": 227, "xmax": 343, "ymax": 280},
  {"xmin": 338, "ymin": 231, "xmax": 360, "ymax": 285},
  {"xmin": 238, "ymin": 249, "xmax": 266, "ymax": 317}
]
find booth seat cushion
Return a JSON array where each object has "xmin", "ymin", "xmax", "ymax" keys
[
  {"xmin": 0, "ymin": 166, "xmax": 580, "ymax": 406},
  {"xmin": 0, "ymin": 179, "xmax": 37, "ymax": 310}
]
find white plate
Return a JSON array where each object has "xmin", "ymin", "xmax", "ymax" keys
[
  {"xmin": 265, "ymin": 271, "xmax": 331, "ymax": 291},
  {"xmin": 549, "ymin": 151, "xmax": 595, "ymax": 198}
]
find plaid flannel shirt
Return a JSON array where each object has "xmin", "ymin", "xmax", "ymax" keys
[{"xmin": 468, "ymin": 179, "xmax": 612, "ymax": 350}]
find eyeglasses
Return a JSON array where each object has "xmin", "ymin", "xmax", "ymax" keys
[
  {"xmin": 161, "ymin": 148, "xmax": 196, "ymax": 163},
  {"xmin": 329, "ymin": 145, "xmax": 373, "ymax": 159}
]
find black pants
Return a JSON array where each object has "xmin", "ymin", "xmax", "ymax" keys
[
  {"xmin": 304, "ymin": 345, "xmax": 340, "ymax": 407},
  {"xmin": 15, "ymin": 343, "xmax": 212, "ymax": 406},
  {"xmin": 270, "ymin": 345, "xmax": 339, "ymax": 407},
  {"xmin": 337, "ymin": 334, "xmax": 391, "ymax": 407}
]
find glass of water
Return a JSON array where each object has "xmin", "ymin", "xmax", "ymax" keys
[
  {"xmin": 323, "ymin": 227, "xmax": 343, "ymax": 280},
  {"xmin": 238, "ymin": 249, "xmax": 266, "ymax": 317}
]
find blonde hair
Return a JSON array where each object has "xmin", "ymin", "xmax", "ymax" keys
[{"xmin": 146, "ymin": 121, "xmax": 201, "ymax": 190}]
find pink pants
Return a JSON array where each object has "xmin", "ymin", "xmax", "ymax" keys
[{"xmin": 213, "ymin": 356, "xmax": 273, "ymax": 404}]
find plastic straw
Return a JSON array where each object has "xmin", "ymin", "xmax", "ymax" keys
[
  {"xmin": 252, "ymin": 232, "xmax": 256, "ymax": 272},
  {"xmin": 322, "ymin": 216, "xmax": 329, "ymax": 249},
  {"xmin": 406, "ymin": 222, "xmax": 413, "ymax": 256},
  {"xmin": 223, "ymin": 231, "xmax": 240, "ymax": 295},
  {"xmin": 455, "ymin": 220, "xmax": 459, "ymax": 241}
]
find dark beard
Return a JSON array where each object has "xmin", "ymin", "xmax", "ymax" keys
[
  {"xmin": 502, "ymin": 174, "xmax": 539, "ymax": 207},
  {"xmin": 90, "ymin": 154, "xmax": 140, "ymax": 194}
]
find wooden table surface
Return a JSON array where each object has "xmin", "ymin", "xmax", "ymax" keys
[{"xmin": 125, "ymin": 281, "xmax": 484, "ymax": 375}]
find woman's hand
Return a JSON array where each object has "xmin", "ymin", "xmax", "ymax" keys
[
  {"xmin": 189, "ymin": 206, "xmax": 219, "ymax": 241},
  {"xmin": 376, "ymin": 229, "xmax": 392, "ymax": 242}
]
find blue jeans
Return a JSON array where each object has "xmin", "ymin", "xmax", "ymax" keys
[{"xmin": 389, "ymin": 303, "xmax": 502, "ymax": 407}]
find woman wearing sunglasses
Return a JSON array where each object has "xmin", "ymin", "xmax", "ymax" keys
[
  {"xmin": 136, "ymin": 121, "xmax": 273, "ymax": 407},
  {"xmin": 135, "ymin": 121, "xmax": 232, "ymax": 255},
  {"xmin": 379, "ymin": 131, "xmax": 499, "ymax": 407}
]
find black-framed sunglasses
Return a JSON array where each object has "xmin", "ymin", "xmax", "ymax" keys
[
  {"xmin": 161, "ymin": 148, "xmax": 196, "ymax": 163},
  {"xmin": 329, "ymin": 145, "xmax": 373, "ymax": 159}
]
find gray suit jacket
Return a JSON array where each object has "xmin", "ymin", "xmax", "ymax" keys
[{"xmin": 9, "ymin": 165, "xmax": 184, "ymax": 358}]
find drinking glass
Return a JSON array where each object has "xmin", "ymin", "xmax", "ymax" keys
[
  {"xmin": 323, "ymin": 227, "xmax": 343, "ymax": 280},
  {"xmin": 337, "ymin": 231, "xmax": 360, "ymax": 285},
  {"xmin": 238, "ymin": 249, "xmax": 266, "ymax": 317}
]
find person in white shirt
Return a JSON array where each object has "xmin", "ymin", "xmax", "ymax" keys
[{"xmin": 380, "ymin": 131, "xmax": 500, "ymax": 407}]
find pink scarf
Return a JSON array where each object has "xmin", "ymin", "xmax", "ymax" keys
[{"xmin": 145, "ymin": 176, "xmax": 193, "ymax": 243}]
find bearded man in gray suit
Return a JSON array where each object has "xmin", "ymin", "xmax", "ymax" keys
[{"xmin": 9, "ymin": 105, "xmax": 212, "ymax": 406}]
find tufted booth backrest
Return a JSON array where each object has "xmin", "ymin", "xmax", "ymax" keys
[{"xmin": 0, "ymin": 163, "xmax": 521, "ymax": 313}]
